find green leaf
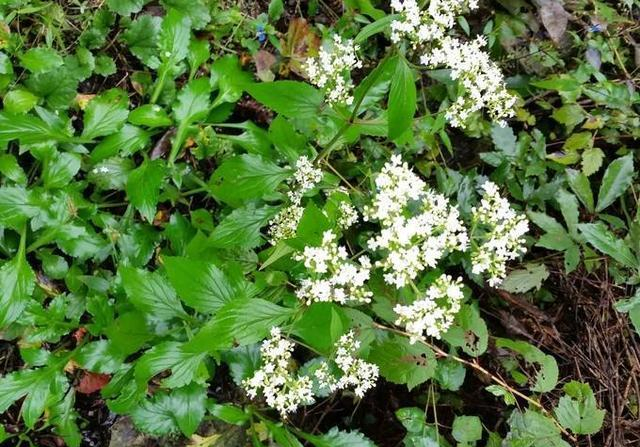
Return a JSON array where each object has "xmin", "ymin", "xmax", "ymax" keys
[
  {"xmin": 495, "ymin": 338, "xmax": 558, "ymax": 392},
  {"xmin": 500, "ymin": 263, "xmax": 549, "ymax": 294},
  {"xmin": 173, "ymin": 77, "xmax": 211, "ymax": 123},
  {"xmin": 126, "ymin": 159, "xmax": 166, "ymax": 222},
  {"xmin": 307, "ymin": 427, "xmax": 375, "ymax": 447},
  {"xmin": 247, "ymin": 81, "xmax": 323, "ymax": 119},
  {"xmin": 506, "ymin": 409, "xmax": 570, "ymax": 447},
  {"xmin": 43, "ymin": 151, "xmax": 81, "ymax": 189},
  {"xmin": 562, "ymin": 132, "xmax": 592, "ymax": 152},
  {"xmin": 129, "ymin": 104, "xmax": 173, "ymax": 128},
  {"xmin": 566, "ymin": 168, "xmax": 594, "ymax": 213},
  {"xmin": 368, "ymin": 335, "xmax": 436, "ymax": 390},
  {"xmin": 0, "ymin": 233, "xmax": 34, "ymax": 327},
  {"xmin": 3, "ymin": 89, "xmax": 39, "ymax": 114},
  {"xmin": 208, "ymin": 403, "xmax": 250, "ymax": 425},
  {"xmin": 159, "ymin": 9, "xmax": 191, "ymax": 65},
  {"xmin": 354, "ymin": 15, "xmax": 398, "ymax": 44},
  {"xmin": 210, "ymin": 55, "xmax": 253, "ymax": 106},
  {"xmin": 90, "ymin": 124, "xmax": 151, "ymax": 162},
  {"xmin": 0, "ymin": 112, "xmax": 73, "ymax": 145},
  {"xmin": 596, "ymin": 153, "xmax": 634, "ymax": 212},
  {"xmin": 554, "ymin": 381, "xmax": 605, "ymax": 435},
  {"xmin": 208, "ymin": 204, "xmax": 278, "ymax": 250},
  {"xmin": 107, "ymin": 0, "xmax": 147, "ymax": 15},
  {"xmin": 581, "ymin": 146, "xmax": 604, "ymax": 176},
  {"xmin": 578, "ymin": 222, "xmax": 637, "ymax": 269},
  {"xmin": 134, "ymin": 341, "xmax": 207, "ymax": 388},
  {"xmin": 268, "ymin": 0, "xmax": 284, "ymax": 21},
  {"xmin": 120, "ymin": 266, "xmax": 187, "ymax": 320},
  {"xmin": 556, "ymin": 189, "xmax": 579, "ymax": 236},
  {"xmin": 95, "ymin": 54, "xmax": 117, "ymax": 76},
  {"xmin": 49, "ymin": 390, "xmax": 81, "ymax": 447},
  {"xmin": 292, "ymin": 303, "xmax": 349, "ymax": 356},
  {"xmin": 0, "ymin": 187, "xmax": 39, "ymax": 230},
  {"xmin": 186, "ymin": 298, "xmax": 295, "ymax": 352},
  {"xmin": 163, "ymin": 256, "xmax": 244, "ymax": 313},
  {"xmin": 81, "ymin": 89, "xmax": 129, "ymax": 140},
  {"xmin": 491, "ymin": 124, "xmax": 517, "ymax": 156},
  {"xmin": 131, "ymin": 385, "xmax": 205, "ymax": 436},
  {"xmin": 443, "ymin": 304, "xmax": 488, "ymax": 356},
  {"xmin": 0, "ymin": 154, "xmax": 27, "ymax": 184},
  {"xmin": 388, "ymin": 56, "xmax": 416, "ymax": 140},
  {"xmin": 19, "ymin": 47, "xmax": 63, "ymax": 73},
  {"xmin": 121, "ymin": 15, "xmax": 162, "ymax": 68},
  {"xmin": 452, "ymin": 415, "xmax": 482, "ymax": 443},
  {"xmin": 209, "ymin": 154, "xmax": 290, "ymax": 206}
]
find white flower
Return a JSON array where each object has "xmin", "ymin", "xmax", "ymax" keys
[
  {"xmin": 337, "ymin": 202, "xmax": 359, "ymax": 229},
  {"xmin": 364, "ymin": 156, "xmax": 468, "ymax": 288},
  {"xmin": 470, "ymin": 181, "xmax": 529, "ymax": 286},
  {"xmin": 394, "ymin": 274, "xmax": 465, "ymax": 342},
  {"xmin": 315, "ymin": 331, "xmax": 379, "ymax": 398},
  {"xmin": 91, "ymin": 166, "xmax": 111, "ymax": 174},
  {"xmin": 305, "ymin": 35, "xmax": 362, "ymax": 105},
  {"xmin": 268, "ymin": 156, "xmax": 323, "ymax": 245},
  {"xmin": 420, "ymin": 36, "xmax": 516, "ymax": 127},
  {"xmin": 243, "ymin": 328, "xmax": 315, "ymax": 417},
  {"xmin": 295, "ymin": 231, "xmax": 372, "ymax": 305}
]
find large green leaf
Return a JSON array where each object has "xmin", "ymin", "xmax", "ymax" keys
[
  {"xmin": 506, "ymin": 409, "xmax": 570, "ymax": 447},
  {"xmin": 186, "ymin": 298, "xmax": 295, "ymax": 352},
  {"xmin": 81, "ymin": 89, "xmax": 129, "ymax": 140},
  {"xmin": 578, "ymin": 222, "xmax": 637, "ymax": 269},
  {"xmin": 596, "ymin": 153, "xmax": 634, "ymax": 212},
  {"xmin": 163, "ymin": 256, "xmax": 244, "ymax": 313},
  {"xmin": 121, "ymin": 14, "xmax": 162, "ymax": 68},
  {"xmin": 0, "ymin": 232, "xmax": 35, "ymax": 327},
  {"xmin": 495, "ymin": 338, "xmax": 558, "ymax": 393},
  {"xmin": 246, "ymin": 80, "xmax": 323, "ymax": 119},
  {"xmin": 208, "ymin": 204, "xmax": 278, "ymax": 250},
  {"xmin": 120, "ymin": 266, "xmax": 187, "ymax": 320},
  {"xmin": 292, "ymin": 303, "xmax": 349, "ymax": 356},
  {"xmin": 158, "ymin": 8, "xmax": 191, "ymax": 64},
  {"xmin": 125, "ymin": 159, "xmax": 166, "ymax": 222},
  {"xmin": 134, "ymin": 341, "xmax": 207, "ymax": 388},
  {"xmin": 554, "ymin": 381, "xmax": 604, "ymax": 435},
  {"xmin": 209, "ymin": 154, "xmax": 290, "ymax": 206},
  {"xmin": 0, "ymin": 112, "xmax": 73, "ymax": 145},
  {"xmin": 368, "ymin": 334, "xmax": 436, "ymax": 390},
  {"xmin": 0, "ymin": 186, "xmax": 40, "ymax": 230},
  {"xmin": 387, "ymin": 55, "xmax": 416, "ymax": 140}
]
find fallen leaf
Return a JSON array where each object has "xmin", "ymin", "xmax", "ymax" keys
[
  {"xmin": 535, "ymin": 0, "xmax": 570, "ymax": 44},
  {"xmin": 254, "ymin": 50, "xmax": 276, "ymax": 82},
  {"xmin": 76, "ymin": 371, "xmax": 111, "ymax": 394}
]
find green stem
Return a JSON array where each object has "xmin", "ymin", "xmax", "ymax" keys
[{"xmin": 150, "ymin": 66, "xmax": 169, "ymax": 105}]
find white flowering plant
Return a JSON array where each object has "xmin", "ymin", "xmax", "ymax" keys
[{"xmin": 1, "ymin": 0, "xmax": 628, "ymax": 445}]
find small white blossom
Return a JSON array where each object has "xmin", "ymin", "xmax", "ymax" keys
[
  {"xmin": 243, "ymin": 328, "xmax": 315, "ymax": 417},
  {"xmin": 420, "ymin": 36, "xmax": 516, "ymax": 127},
  {"xmin": 470, "ymin": 181, "xmax": 529, "ymax": 286},
  {"xmin": 295, "ymin": 231, "xmax": 372, "ymax": 305},
  {"xmin": 337, "ymin": 202, "xmax": 359, "ymax": 229},
  {"xmin": 364, "ymin": 156, "xmax": 468, "ymax": 288},
  {"xmin": 315, "ymin": 331, "xmax": 379, "ymax": 398},
  {"xmin": 268, "ymin": 156, "xmax": 323, "ymax": 245},
  {"xmin": 394, "ymin": 274, "xmax": 464, "ymax": 342},
  {"xmin": 306, "ymin": 35, "xmax": 362, "ymax": 106},
  {"xmin": 91, "ymin": 166, "xmax": 111, "ymax": 174}
]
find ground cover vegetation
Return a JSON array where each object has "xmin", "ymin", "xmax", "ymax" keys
[{"xmin": 0, "ymin": 0, "xmax": 638, "ymax": 445}]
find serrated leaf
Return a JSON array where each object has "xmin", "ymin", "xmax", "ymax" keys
[
  {"xmin": 81, "ymin": 89, "xmax": 129, "ymax": 140},
  {"xmin": 209, "ymin": 154, "xmax": 290, "ymax": 206},
  {"xmin": 495, "ymin": 338, "xmax": 558, "ymax": 392},
  {"xmin": 581, "ymin": 146, "xmax": 604, "ymax": 176},
  {"xmin": 163, "ymin": 256, "xmax": 244, "ymax": 314},
  {"xmin": 308, "ymin": 427, "xmax": 376, "ymax": 447},
  {"xmin": 121, "ymin": 15, "xmax": 162, "ymax": 68},
  {"xmin": 292, "ymin": 303, "xmax": 349, "ymax": 356},
  {"xmin": 368, "ymin": 335, "xmax": 435, "ymax": 390},
  {"xmin": 247, "ymin": 80, "xmax": 323, "ymax": 119},
  {"xmin": 131, "ymin": 386, "xmax": 205, "ymax": 436},
  {"xmin": 3, "ymin": 89, "xmax": 39, "ymax": 114},
  {"xmin": 452, "ymin": 415, "xmax": 482, "ymax": 443},
  {"xmin": 125, "ymin": 158, "xmax": 166, "ymax": 222},
  {"xmin": 506, "ymin": 409, "xmax": 570, "ymax": 447},
  {"xmin": 500, "ymin": 263, "xmax": 549, "ymax": 294},
  {"xmin": 19, "ymin": 47, "xmax": 63, "ymax": 73},
  {"xmin": 208, "ymin": 204, "xmax": 278, "ymax": 250},
  {"xmin": 159, "ymin": 9, "xmax": 191, "ymax": 65},
  {"xmin": 134, "ymin": 341, "xmax": 207, "ymax": 388},
  {"xmin": 578, "ymin": 222, "xmax": 637, "ymax": 269},
  {"xmin": 43, "ymin": 151, "xmax": 81, "ymax": 189},
  {"xmin": 388, "ymin": 55, "xmax": 416, "ymax": 140},
  {"xmin": 566, "ymin": 168, "xmax": 594, "ymax": 213},
  {"xmin": 596, "ymin": 153, "xmax": 634, "ymax": 212},
  {"xmin": 0, "ymin": 112, "xmax": 73, "ymax": 145},
  {"xmin": 554, "ymin": 381, "xmax": 604, "ymax": 435},
  {"xmin": 120, "ymin": 266, "xmax": 187, "ymax": 320},
  {"xmin": 0, "ymin": 234, "xmax": 34, "ymax": 327},
  {"xmin": 107, "ymin": 0, "xmax": 147, "ymax": 15}
]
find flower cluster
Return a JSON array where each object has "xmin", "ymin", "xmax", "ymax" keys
[
  {"xmin": 389, "ymin": 1, "xmax": 515, "ymax": 128},
  {"xmin": 331, "ymin": 331, "xmax": 379, "ymax": 397},
  {"xmin": 268, "ymin": 156, "xmax": 323, "ymax": 245},
  {"xmin": 243, "ymin": 328, "xmax": 314, "ymax": 416},
  {"xmin": 470, "ymin": 181, "xmax": 529, "ymax": 286},
  {"xmin": 337, "ymin": 201, "xmax": 359, "ymax": 229},
  {"xmin": 390, "ymin": 0, "xmax": 478, "ymax": 45},
  {"xmin": 364, "ymin": 156, "xmax": 468, "ymax": 288},
  {"xmin": 295, "ymin": 231, "xmax": 372, "ymax": 305},
  {"xmin": 305, "ymin": 35, "xmax": 362, "ymax": 105},
  {"xmin": 420, "ymin": 36, "xmax": 516, "ymax": 127},
  {"xmin": 394, "ymin": 274, "xmax": 465, "ymax": 342}
]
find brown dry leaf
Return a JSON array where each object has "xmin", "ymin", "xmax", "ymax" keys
[
  {"xmin": 254, "ymin": 50, "xmax": 277, "ymax": 82},
  {"xmin": 279, "ymin": 18, "xmax": 320, "ymax": 76},
  {"xmin": 76, "ymin": 371, "xmax": 111, "ymax": 394},
  {"xmin": 535, "ymin": 0, "xmax": 571, "ymax": 44}
]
